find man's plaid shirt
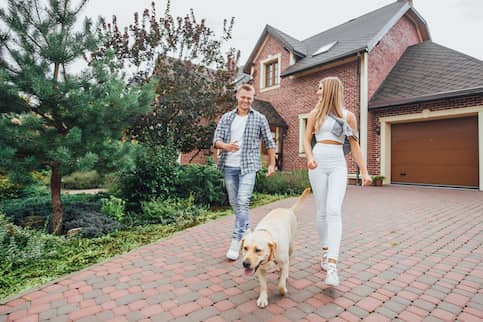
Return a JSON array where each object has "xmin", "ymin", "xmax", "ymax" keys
[{"xmin": 213, "ymin": 107, "xmax": 276, "ymax": 175}]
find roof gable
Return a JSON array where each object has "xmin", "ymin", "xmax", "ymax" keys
[
  {"xmin": 244, "ymin": 1, "xmax": 430, "ymax": 77},
  {"xmin": 369, "ymin": 41, "xmax": 483, "ymax": 108}
]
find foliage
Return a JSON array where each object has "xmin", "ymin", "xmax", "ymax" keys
[
  {"xmin": 0, "ymin": 0, "xmax": 156, "ymax": 233},
  {"xmin": 140, "ymin": 195, "xmax": 207, "ymax": 226},
  {"xmin": 62, "ymin": 170, "xmax": 102, "ymax": 189},
  {"xmin": 0, "ymin": 176, "xmax": 20, "ymax": 201},
  {"xmin": 255, "ymin": 169, "xmax": 310, "ymax": 195},
  {"xmin": 63, "ymin": 207, "xmax": 122, "ymax": 238},
  {"xmin": 0, "ymin": 192, "xmax": 288, "ymax": 300},
  {"xmin": 101, "ymin": 196, "xmax": 126, "ymax": 222},
  {"xmin": 119, "ymin": 143, "xmax": 181, "ymax": 209},
  {"xmin": 97, "ymin": 0, "xmax": 239, "ymax": 152},
  {"xmin": 175, "ymin": 159, "xmax": 227, "ymax": 206}
]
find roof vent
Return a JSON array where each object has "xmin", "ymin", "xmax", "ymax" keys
[{"xmin": 312, "ymin": 41, "xmax": 337, "ymax": 56}]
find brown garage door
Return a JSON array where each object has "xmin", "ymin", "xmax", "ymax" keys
[{"xmin": 391, "ymin": 116, "xmax": 479, "ymax": 188}]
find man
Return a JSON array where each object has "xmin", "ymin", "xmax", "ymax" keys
[{"xmin": 213, "ymin": 84, "xmax": 276, "ymax": 260}]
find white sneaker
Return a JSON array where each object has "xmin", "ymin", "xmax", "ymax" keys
[
  {"xmin": 321, "ymin": 250, "xmax": 329, "ymax": 271},
  {"xmin": 325, "ymin": 263, "xmax": 339, "ymax": 286},
  {"xmin": 226, "ymin": 239, "xmax": 241, "ymax": 260}
]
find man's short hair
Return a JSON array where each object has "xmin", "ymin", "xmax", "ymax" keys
[{"xmin": 237, "ymin": 84, "xmax": 255, "ymax": 93}]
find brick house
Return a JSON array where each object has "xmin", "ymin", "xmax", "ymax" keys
[{"xmin": 183, "ymin": 0, "xmax": 483, "ymax": 190}]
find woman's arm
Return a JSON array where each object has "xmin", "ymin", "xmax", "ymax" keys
[
  {"xmin": 304, "ymin": 111, "xmax": 317, "ymax": 169},
  {"xmin": 346, "ymin": 112, "xmax": 372, "ymax": 186}
]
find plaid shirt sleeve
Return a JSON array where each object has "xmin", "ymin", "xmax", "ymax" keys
[
  {"xmin": 259, "ymin": 114, "xmax": 276, "ymax": 150},
  {"xmin": 212, "ymin": 113, "xmax": 229, "ymax": 147}
]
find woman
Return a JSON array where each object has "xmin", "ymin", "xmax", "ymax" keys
[{"xmin": 304, "ymin": 76, "xmax": 371, "ymax": 286}]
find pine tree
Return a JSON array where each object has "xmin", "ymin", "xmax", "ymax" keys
[{"xmin": 0, "ymin": 0, "xmax": 156, "ymax": 234}]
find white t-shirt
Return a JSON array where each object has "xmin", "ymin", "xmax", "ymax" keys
[{"xmin": 224, "ymin": 114, "xmax": 248, "ymax": 167}]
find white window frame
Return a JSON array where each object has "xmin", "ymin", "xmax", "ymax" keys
[
  {"xmin": 298, "ymin": 113, "xmax": 311, "ymax": 156},
  {"xmin": 259, "ymin": 53, "xmax": 281, "ymax": 92}
]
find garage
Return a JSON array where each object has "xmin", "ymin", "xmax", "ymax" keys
[{"xmin": 391, "ymin": 116, "xmax": 479, "ymax": 188}]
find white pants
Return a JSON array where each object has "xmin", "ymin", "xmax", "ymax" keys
[{"xmin": 308, "ymin": 143, "xmax": 347, "ymax": 261}]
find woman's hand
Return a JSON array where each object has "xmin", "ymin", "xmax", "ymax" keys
[
  {"xmin": 307, "ymin": 158, "xmax": 317, "ymax": 169},
  {"xmin": 361, "ymin": 173, "xmax": 372, "ymax": 186}
]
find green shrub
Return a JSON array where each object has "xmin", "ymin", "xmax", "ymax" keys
[
  {"xmin": 255, "ymin": 169, "xmax": 310, "ymax": 195},
  {"xmin": 63, "ymin": 207, "xmax": 122, "ymax": 238},
  {"xmin": 101, "ymin": 196, "xmax": 125, "ymax": 222},
  {"xmin": 119, "ymin": 144, "xmax": 181, "ymax": 210},
  {"xmin": 0, "ymin": 193, "xmax": 108, "ymax": 231},
  {"xmin": 0, "ymin": 214, "xmax": 49, "ymax": 268},
  {"xmin": 0, "ymin": 177, "xmax": 21, "ymax": 201},
  {"xmin": 140, "ymin": 196, "xmax": 207, "ymax": 226},
  {"xmin": 175, "ymin": 159, "xmax": 227, "ymax": 206},
  {"xmin": 62, "ymin": 170, "xmax": 102, "ymax": 189}
]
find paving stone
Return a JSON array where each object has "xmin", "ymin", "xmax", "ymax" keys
[
  {"xmin": 187, "ymin": 306, "xmax": 218, "ymax": 321},
  {"xmin": 347, "ymin": 305, "xmax": 370, "ymax": 319},
  {"xmin": 375, "ymin": 306, "xmax": 399, "ymax": 319},
  {"xmin": 352, "ymin": 285, "xmax": 375, "ymax": 297},
  {"xmin": 315, "ymin": 303, "xmax": 344, "ymax": 319}
]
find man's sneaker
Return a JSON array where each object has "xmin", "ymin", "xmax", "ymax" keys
[
  {"xmin": 321, "ymin": 250, "xmax": 329, "ymax": 271},
  {"xmin": 325, "ymin": 263, "xmax": 339, "ymax": 286},
  {"xmin": 226, "ymin": 239, "xmax": 241, "ymax": 260}
]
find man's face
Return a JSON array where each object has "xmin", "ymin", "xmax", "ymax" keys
[{"xmin": 236, "ymin": 88, "xmax": 254, "ymax": 112}]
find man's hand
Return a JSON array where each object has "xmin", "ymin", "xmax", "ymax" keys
[
  {"xmin": 266, "ymin": 164, "xmax": 276, "ymax": 176},
  {"xmin": 222, "ymin": 141, "xmax": 240, "ymax": 152}
]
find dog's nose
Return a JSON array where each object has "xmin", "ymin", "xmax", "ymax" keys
[{"xmin": 242, "ymin": 260, "xmax": 250, "ymax": 268}]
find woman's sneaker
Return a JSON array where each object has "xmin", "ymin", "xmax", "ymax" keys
[
  {"xmin": 321, "ymin": 250, "xmax": 329, "ymax": 271},
  {"xmin": 325, "ymin": 263, "xmax": 339, "ymax": 286}
]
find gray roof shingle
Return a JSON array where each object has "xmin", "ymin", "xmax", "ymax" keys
[
  {"xmin": 369, "ymin": 41, "xmax": 483, "ymax": 108},
  {"xmin": 244, "ymin": 1, "xmax": 428, "ymax": 77}
]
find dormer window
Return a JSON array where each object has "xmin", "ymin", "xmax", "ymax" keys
[
  {"xmin": 260, "ymin": 53, "xmax": 281, "ymax": 92},
  {"xmin": 312, "ymin": 41, "xmax": 337, "ymax": 56}
]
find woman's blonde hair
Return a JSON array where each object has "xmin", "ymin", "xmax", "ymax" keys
[{"xmin": 313, "ymin": 76, "xmax": 345, "ymax": 132}]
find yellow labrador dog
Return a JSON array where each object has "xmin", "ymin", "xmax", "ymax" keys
[{"xmin": 241, "ymin": 188, "xmax": 311, "ymax": 308}]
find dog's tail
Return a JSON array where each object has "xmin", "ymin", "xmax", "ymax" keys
[{"xmin": 290, "ymin": 187, "xmax": 312, "ymax": 212}]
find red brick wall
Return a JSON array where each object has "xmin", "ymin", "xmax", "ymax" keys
[
  {"xmin": 368, "ymin": 15, "xmax": 421, "ymax": 99},
  {"xmin": 368, "ymin": 95, "xmax": 483, "ymax": 174},
  {"xmin": 253, "ymin": 35, "xmax": 360, "ymax": 172}
]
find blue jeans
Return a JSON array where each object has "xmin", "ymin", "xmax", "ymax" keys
[{"xmin": 224, "ymin": 166, "xmax": 257, "ymax": 241}]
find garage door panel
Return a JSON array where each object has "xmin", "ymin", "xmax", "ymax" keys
[{"xmin": 391, "ymin": 116, "xmax": 478, "ymax": 187}]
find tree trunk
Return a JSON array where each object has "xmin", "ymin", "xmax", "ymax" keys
[{"xmin": 49, "ymin": 165, "xmax": 64, "ymax": 235}]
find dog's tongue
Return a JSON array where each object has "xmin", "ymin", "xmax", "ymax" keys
[{"xmin": 244, "ymin": 268, "xmax": 255, "ymax": 276}]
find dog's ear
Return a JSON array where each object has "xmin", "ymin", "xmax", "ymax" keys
[
  {"xmin": 268, "ymin": 241, "xmax": 277, "ymax": 261},
  {"xmin": 240, "ymin": 239, "xmax": 245, "ymax": 253}
]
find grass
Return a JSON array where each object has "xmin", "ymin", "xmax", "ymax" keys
[{"xmin": 0, "ymin": 192, "xmax": 290, "ymax": 301}]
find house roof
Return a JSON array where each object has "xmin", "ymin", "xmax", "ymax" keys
[
  {"xmin": 253, "ymin": 99, "xmax": 288, "ymax": 128},
  {"xmin": 244, "ymin": 0, "xmax": 430, "ymax": 76},
  {"xmin": 369, "ymin": 41, "xmax": 483, "ymax": 109}
]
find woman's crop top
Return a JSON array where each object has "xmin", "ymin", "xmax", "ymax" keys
[{"xmin": 314, "ymin": 109, "xmax": 349, "ymax": 143}]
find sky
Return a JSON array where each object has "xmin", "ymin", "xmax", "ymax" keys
[{"xmin": 80, "ymin": 0, "xmax": 483, "ymax": 64}]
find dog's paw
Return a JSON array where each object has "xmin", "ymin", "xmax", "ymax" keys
[
  {"xmin": 257, "ymin": 294, "xmax": 268, "ymax": 308},
  {"xmin": 278, "ymin": 285, "xmax": 288, "ymax": 296}
]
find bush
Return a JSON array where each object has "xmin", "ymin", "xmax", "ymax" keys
[
  {"xmin": 255, "ymin": 169, "xmax": 310, "ymax": 195},
  {"xmin": 140, "ymin": 196, "xmax": 207, "ymax": 226},
  {"xmin": 0, "ymin": 193, "xmax": 108, "ymax": 231},
  {"xmin": 0, "ymin": 177, "xmax": 21, "ymax": 201},
  {"xmin": 63, "ymin": 208, "xmax": 122, "ymax": 238},
  {"xmin": 62, "ymin": 170, "xmax": 102, "ymax": 189},
  {"xmin": 0, "ymin": 214, "xmax": 48, "ymax": 267},
  {"xmin": 101, "ymin": 196, "xmax": 125, "ymax": 222},
  {"xmin": 119, "ymin": 144, "xmax": 181, "ymax": 210},
  {"xmin": 175, "ymin": 159, "xmax": 227, "ymax": 206}
]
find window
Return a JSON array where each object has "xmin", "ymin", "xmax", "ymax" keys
[
  {"xmin": 298, "ymin": 113, "xmax": 311, "ymax": 155},
  {"xmin": 259, "ymin": 54, "xmax": 281, "ymax": 91},
  {"xmin": 312, "ymin": 41, "xmax": 337, "ymax": 56},
  {"xmin": 264, "ymin": 60, "xmax": 279, "ymax": 88}
]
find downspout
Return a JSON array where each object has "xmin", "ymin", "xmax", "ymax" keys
[{"xmin": 359, "ymin": 50, "xmax": 369, "ymax": 172}]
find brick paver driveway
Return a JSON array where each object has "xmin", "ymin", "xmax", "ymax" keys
[{"xmin": 1, "ymin": 185, "xmax": 482, "ymax": 322}]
